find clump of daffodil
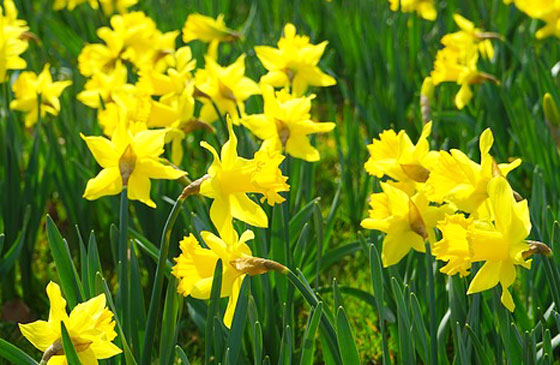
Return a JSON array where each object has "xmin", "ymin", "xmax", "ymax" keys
[
  {"xmin": 0, "ymin": 0, "xmax": 29, "ymax": 82},
  {"xmin": 194, "ymin": 54, "xmax": 260, "ymax": 124},
  {"xmin": 387, "ymin": 0, "xmax": 437, "ymax": 21},
  {"xmin": 361, "ymin": 182, "xmax": 450, "ymax": 267},
  {"xmin": 364, "ymin": 122, "xmax": 436, "ymax": 196},
  {"xmin": 506, "ymin": 0, "xmax": 560, "ymax": 39},
  {"xmin": 55, "ymin": 0, "xmax": 137, "ymax": 15},
  {"xmin": 81, "ymin": 122, "xmax": 186, "ymax": 207},
  {"xmin": 18, "ymin": 281, "xmax": 121, "ymax": 364},
  {"xmin": 139, "ymin": 46, "xmax": 201, "ymax": 164},
  {"xmin": 243, "ymin": 85, "xmax": 335, "ymax": 162},
  {"xmin": 254, "ymin": 23, "xmax": 336, "ymax": 96},
  {"xmin": 425, "ymin": 128, "xmax": 521, "ymax": 218},
  {"xmin": 199, "ymin": 118, "xmax": 289, "ymax": 242},
  {"xmin": 78, "ymin": 12, "xmax": 177, "ymax": 77},
  {"xmin": 435, "ymin": 177, "xmax": 532, "ymax": 311},
  {"xmin": 430, "ymin": 14, "xmax": 498, "ymax": 109},
  {"xmin": 172, "ymin": 231, "xmax": 285, "ymax": 328},
  {"xmin": 10, "ymin": 64, "xmax": 72, "ymax": 127},
  {"xmin": 182, "ymin": 13, "xmax": 240, "ymax": 60}
]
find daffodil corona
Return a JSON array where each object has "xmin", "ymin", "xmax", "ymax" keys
[{"xmin": 19, "ymin": 282, "xmax": 121, "ymax": 364}]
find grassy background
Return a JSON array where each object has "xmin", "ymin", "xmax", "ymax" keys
[{"xmin": 2, "ymin": 0, "xmax": 560, "ymax": 363}]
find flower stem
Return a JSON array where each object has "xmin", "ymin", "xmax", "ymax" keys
[
  {"xmin": 118, "ymin": 188, "xmax": 131, "ymax": 339},
  {"xmin": 424, "ymin": 242, "xmax": 438, "ymax": 365},
  {"xmin": 141, "ymin": 193, "xmax": 185, "ymax": 364}
]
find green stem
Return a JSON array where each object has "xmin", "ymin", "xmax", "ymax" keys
[
  {"xmin": 284, "ymin": 269, "xmax": 341, "ymax": 363},
  {"xmin": 424, "ymin": 242, "xmax": 438, "ymax": 365},
  {"xmin": 118, "ymin": 188, "xmax": 130, "ymax": 339},
  {"xmin": 142, "ymin": 195, "xmax": 185, "ymax": 364}
]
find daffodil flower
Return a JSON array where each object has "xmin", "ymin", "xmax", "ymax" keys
[
  {"xmin": 10, "ymin": 64, "xmax": 72, "ymax": 127},
  {"xmin": 243, "ymin": 85, "xmax": 335, "ymax": 162},
  {"xmin": 507, "ymin": 0, "xmax": 560, "ymax": 39},
  {"xmin": 425, "ymin": 128, "xmax": 521, "ymax": 217},
  {"xmin": 0, "ymin": 0, "xmax": 28, "ymax": 82},
  {"xmin": 199, "ymin": 119, "xmax": 289, "ymax": 242},
  {"xmin": 442, "ymin": 14, "xmax": 497, "ymax": 60},
  {"xmin": 18, "ymin": 281, "xmax": 121, "ymax": 364},
  {"xmin": 364, "ymin": 122, "xmax": 436, "ymax": 195},
  {"xmin": 182, "ymin": 13, "xmax": 239, "ymax": 59},
  {"xmin": 387, "ymin": 0, "xmax": 437, "ymax": 21},
  {"xmin": 466, "ymin": 176, "xmax": 532, "ymax": 311},
  {"xmin": 361, "ymin": 182, "xmax": 450, "ymax": 267},
  {"xmin": 255, "ymin": 23, "xmax": 336, "ymax": 96},
  {"xmin": 194, "ymin": 54, "xmax": 260, "ymax": 124},
  {"xmin": 81, "ymin": 123, "xmax": 186, "ymax": 207},
  {"xmin": 173, "ymin": 231, "xmax": 284, "ymax": 328}
]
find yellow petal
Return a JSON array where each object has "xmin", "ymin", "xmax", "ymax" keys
[
  {"xmin": 467, "ymin": 261, "xmax": 501, "ymax": 294},
  {"xmin": 46, "ymin": 281, "xmax": 69, "ymax": 324},
  {"xmin": 18, "ymin": 320, "xmax": 58, "ymax": 352},
  {"xmin": 223, "ymin": 275, "xmax": 244, "ymax": 328},
  {"xmin": 500, "ymin": 285, "xmax": 515, "ymax": 312},
  {"xmin": 127, "ymin": 170, "xmax": 155, "ymax": 208},
  {"xmin": 230, "ymin": 193, "xmax": 268, "ymax": 228},
  {"xmin": 136, "ymin": 159, "xmax": 186, "ymax": 180},
  {"xmin": 83, "ymin": 167, "xmax": 123, "ymax": 201},
  {"xmin": 81, "ymin": 134, "xmax": 118, "ymax": 169}
]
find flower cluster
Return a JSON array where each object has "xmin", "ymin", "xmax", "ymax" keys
[
  {"xmin": 362, "ymin": 124, "xmax": 534, "ymax": 311},
  {"xmin": 76, "ymin": 11, "xmax": 335, "ymax": 329},
  {"xmin": 430, "ymin": 14, "xmax": 498, "ymax": 110}
]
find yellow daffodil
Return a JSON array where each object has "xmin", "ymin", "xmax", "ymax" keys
[
  {"xmin": 194, "ymin": 54, "xmax": 260, "ymax": 124},
  {"xmin": 77, "ymin": 61, "xmax": 129, "ymax": 109},
  {"xmin": 433, "ymin": 214, "xmax": 474, "ymax": 277},
  {"xmin": 243, "ymin": 86, "xmax": 335, "ymax": 162},
  {"xmin": 387, "ymin": 0, "xmax": 437, "ymax": 21},
  {"xmin": 442, "ymin": 14, "xmax": 496, "ymax": 60},
  {"xmin": 430, "ymin": 15, "xmax": 498, "ymax": 109},
  {"xmin": 364, "ymin": 122, "xmax": 436, "ymax": 195},
  {"xmin": 78, "ymin": 12, "xmax": 176, "ymax": 77},
  {"xmin": 18, "ymin": 282, "xmax": 121, "ymax": 364},
  {"xmin": 182, "ymin": 13, "xmax": 239, "ymax": 59},
  {"xmin": 425, "ymin": 128, "xmax": 521, "ymax": 217},
  {"xmin": 508, "ymin": 0, "xmax": 560, "ymax": 39},
  {"xmin": 10, "ymin": 64, "xmax": 72, "ymax": 127},
  {"xmin": 199, "ymin": 119, "xmax": 289, "ymax": 242},
  {"xmin": 98, "ymin": 0, "xmax": 138, "ymax": 15},
  {"xmin": 139, "ymin": 46, "xmax": 198, "ymax": 164},
  {"xmin": 466, "ymin": 177, "xmax": 532, "ymax": 311},
  {"xmin": 361, "ymin": 182, "xmax": 450, "ymax": 267},
  {"xmin": 182, "ymin": 13, "xmax": 239, "ymax": 43},
  {"xmin": 0, "ymin": 0, "xmax": 29, "ymax": 82},
  {"xmin": 81, "ymin": 123, "xmax": 186, "ymax": 207},
  {"xmin": 255, "ymin": 23, "xmax": 336, "ymax": 96},
  {"xmin": 173, "ymin": 231, "xmax": 283, "ymax": 328},
  {"xmin": 53, "ymin": 0, "xmax": 97, "ymax": 11}
]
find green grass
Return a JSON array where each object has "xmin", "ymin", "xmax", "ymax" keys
[{"xmin": 2, "ymin": 0, "xmax": 560, "ymax": 363}]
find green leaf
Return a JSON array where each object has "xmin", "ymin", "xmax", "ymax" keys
[
  {"xmin": 0, "ymin": 339, "xmax": 39, "ymax": 364},
  {"xmin": 60, "ymin": 321, "xmax": 81, "ymax": 365},
  {"xmin": 336, "ymin": 306, "xmax": 360, "ymax": 365},
  {"xmin": 159, "ymin": 276, "xmax": 180, "ymax": 365},
  {"xmin": 278, "ymin": 324, "xmax": 293, "ymax": 365},
  {"xmin": 46, "ymin": 215, "xmax": 84, "ymax": 308},
  {"xmin": 299, "ymin": 301, "xmax": 323, "ymax": 365},
  {"xmin": 465, "ymin": 324, "xmax": 491, "ymax": 365},
  {"xmin": 176, "ymin": 345, "xmax": 190, "ymax": 365},
  {"xmin": 205, "ymin": 259, "xmax": 223, "ymax": 364}
]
